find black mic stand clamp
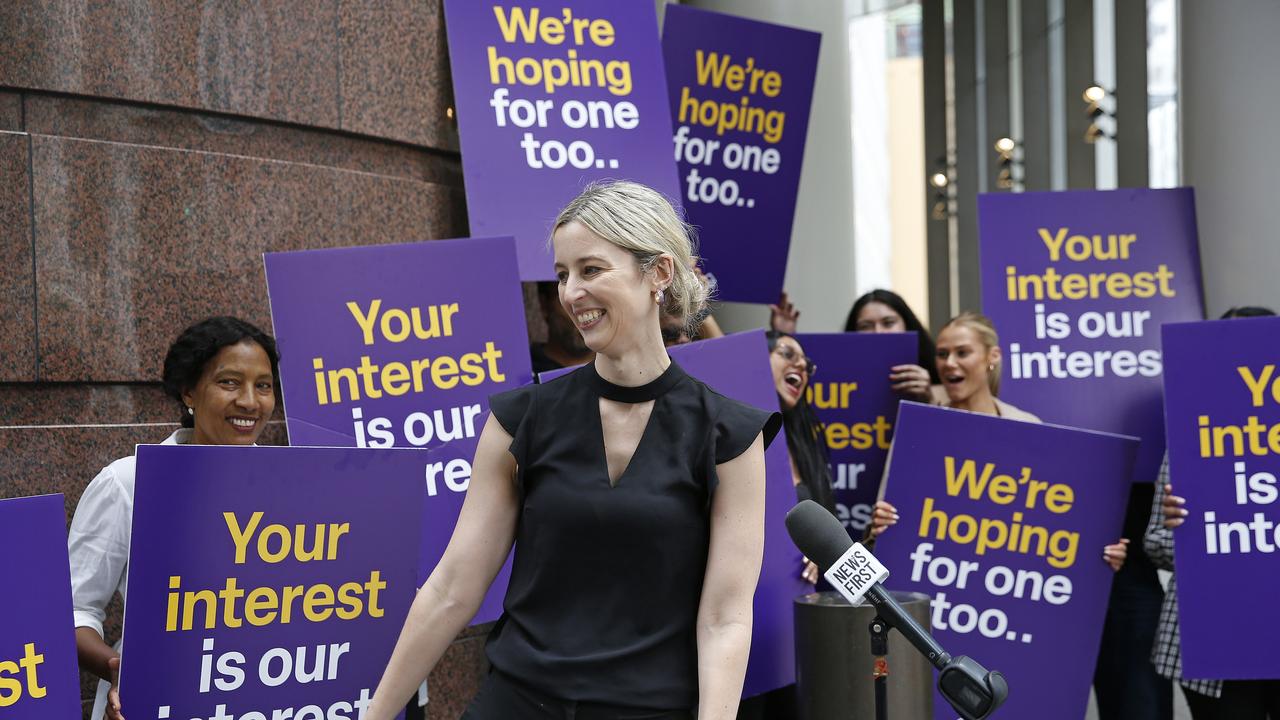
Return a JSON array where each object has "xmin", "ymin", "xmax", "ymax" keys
[{"xmin": 866, "ymin": 612, "xmax": 1008, "ymax": 720}]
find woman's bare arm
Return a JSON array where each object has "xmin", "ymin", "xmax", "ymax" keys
[
  {"xmin": 696, "ymin": 433, "xmax": 766, "ymax": 720},
  {"xmin": 366, "ymin": 415, "xmax": 521, "ymax": 719}
]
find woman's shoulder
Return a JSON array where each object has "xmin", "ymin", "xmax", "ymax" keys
[
  {"xmin": 682, "ymin": 378, "xmax": 783, "ymax": 462},
  {"xmin": 87, "ymin": 429, "xmax": 189, "ymax": 497},
  {"xmin": 487, "ymin": 367, "xmax": 587, "ymax": 435},
  {"xmin": 96, "ymin": 454, "xmax": 138, "ymax": 490},
  {"xmin": 994, "ymin": 398, "xmax": 1042, "ymax": 424}
]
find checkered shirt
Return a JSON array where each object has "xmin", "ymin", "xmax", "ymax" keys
[{"xmin": 1145, "ymin": 456, "xmax": 1222, "ymax": 698}]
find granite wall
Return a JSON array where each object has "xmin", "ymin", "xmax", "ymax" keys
[{"xmin": 0, "ymin": 2, "xmax": 501, "ymax": 717}]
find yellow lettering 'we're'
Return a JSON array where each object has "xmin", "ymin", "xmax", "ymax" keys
[
  {"xmin": 943, "ymin": 456, "xmax": 996, "ymax": 499},
  {"xmin": 694, "ymin": 51, "xmax": 733, "ymax": 87},
  {"xmin": 493, "ymin": 7, "xmax": 540, "ymax": 43}
]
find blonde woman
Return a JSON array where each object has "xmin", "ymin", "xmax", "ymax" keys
[
  {"xmin": 869, "ymin": 312, "xmax": 1127, "ymax": 572},
  {"xmin": 367, "ymin": 182, "xmax": 780, "ymax": 720}
]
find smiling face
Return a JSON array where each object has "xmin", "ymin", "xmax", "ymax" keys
[
  {"xmin": 770, "ymin": 335, "xmax": 812, "ymax": 410},
  {"xmin": 553, "ymin": 220, "xmax": 666, "ymax": 357},
  {"xmin": 854, "ymin": 301, "xmax": 906, "ymax": 333},
  {"xmin": 935, "ymin": 324, "xmax": 1000, "ymax": 408},
  {"xmin": 182, "ymin": 340, "xmax": 277, "ymax": 445}
]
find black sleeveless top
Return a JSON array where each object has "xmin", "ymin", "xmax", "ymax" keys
[{"xmin": 485, "ymin": 360, "xmax": 781, "ymax": 710}]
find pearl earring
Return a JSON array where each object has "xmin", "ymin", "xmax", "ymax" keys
[
  {"xmin": 187, "ymin": 407, "xmax": 194, "ymax": 415},
  {"xmin": 655, "ymin": 288, "xmax": 665, "ymax": 305}
]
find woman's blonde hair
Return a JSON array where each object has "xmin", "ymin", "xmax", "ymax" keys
[
  {"xmin": 940, "ymin": 311, "xmax": 1002, "ymax": 396},
  {"xmin": 552, "ymin": 181, "xmax": 709, "ymax": 329}
]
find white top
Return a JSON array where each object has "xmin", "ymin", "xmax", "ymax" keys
[{"xmin": 68, "ymin": 428, "xmax": 189, "ymax": 720}]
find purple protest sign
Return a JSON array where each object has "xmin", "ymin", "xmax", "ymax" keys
[
  {"xmin": 120, "ymin": 445, "xmax": 422, "ymax": 720},
  {"xmin": 666, "ymin": 331, "xmax": 807, "ymax": 697},
  {"xmin": 662, "ymin": 6, "xmax": 820, "ymax": 303},
  {"xmin": 264, "ymin": 237, "xmax": 531, "ymax": 619},
  {"xmin": 797, "ymin": 332, "xmax": 917, "ymax": 534},
  {"xmin": 979, "ymin": 188, "xmax": 1204, "ymax": 484},
  {"xmin": 0, "ymin": 494, "xmax": 80, "ymax": 719},
  {"xmin": 538, "ymin": 330, "xmax": 807, "ymax": 697},
  {"xmin": 442, "ymin": 0, "xmax": 682, "ymax": 280},
  {"xmin": 1162, "ymin": 316, "xmax": 1280, "ymax": 679},
  {"xmin": 874, "ymin": 403, "xmax": 1137, "ymax": 720}
]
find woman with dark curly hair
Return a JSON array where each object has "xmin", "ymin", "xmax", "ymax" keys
[{"xmin": 67, "ymin": 316, "xmax": 279, "ymax": 720}]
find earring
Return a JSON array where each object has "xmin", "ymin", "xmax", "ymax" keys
[
  {"xmin": 655, "ymin": 288, "xmax": 665, "ymax": 305},
  {"xmin": 187, "ymin": 406, "xmax": 194, "ymax": 415},
  {"xmin": 988, "ymin": 365, "xmax": 995, "ymax": 372}
]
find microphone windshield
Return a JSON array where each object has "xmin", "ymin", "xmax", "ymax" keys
[{"xmin": 785, "ymin": 500, "xmax": 857, "ymax": 572}]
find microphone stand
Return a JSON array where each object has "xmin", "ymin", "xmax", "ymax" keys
[
  {"xmin": 869, "ymin": 618, "xmax": 890, "ymax": 720},
  {"xmin": 862, "ymin": 587, "xmax": 1007, "ymax": 720}
]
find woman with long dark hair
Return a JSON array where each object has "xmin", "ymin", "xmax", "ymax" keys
[
  {"xmin": 846, "ymin": 289, "xmax": 940, "ymax": 402},
  {"xmin": 766, "ymin": 330, "xmax": 835, "ymax": 518},
  {"xmin": 742, "ymin": 334, "xmax": 832, "ymax": 720}
]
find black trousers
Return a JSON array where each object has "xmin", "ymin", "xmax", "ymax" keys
[
  {"xmin": 1092, "ymin": 557, "xmax": 1172, "ymax": 720},
  {"xmin": 462, "ymin": 671, "xmax": 694, "ymax": 720},
  {"xmin": 736, "ymin": 684, "xmax": 796, "ymax": 720},
  {"xmin": 1185, "ymin": 681, "xmax": 1280, "ymax": 720}
]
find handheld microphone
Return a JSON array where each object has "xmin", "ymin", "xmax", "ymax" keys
[{"xmin": 786, "ymin": 500, "xmax": 1009, "ymax": 720}]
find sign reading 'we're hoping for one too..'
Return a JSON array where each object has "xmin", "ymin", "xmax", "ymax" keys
[
  {"xmin": 874, "ymin": 403, "xmax": 1137, "ymax": 720},
  {"xmin": 443, "ymin": 0, "xmax": 682, "ymax": 280},
  {"xmin": 662, "ymin": 6, "xmax": 820, "ymax": 303}
]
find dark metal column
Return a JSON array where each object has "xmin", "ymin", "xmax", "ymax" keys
[
  {"xmin": 983, "ymin": 0, "xmax": 1011, "ymax": 193},
  {"xmin": 953, "ymin": 0, "xmax": 983, "ymax": 312},
  {"xmin": 922, "ymin": 0, "xmax": 951, "ymax": 328},
  {"xmin": 1021, "ymin": 0, "xmax": 1053, "ymax": 190},
  {"xmin": 1063, "ymin": 0, "xmax": 1096, "ymax": 188},
  {"xmin": 1115, "ymin": 0, "xmax": 1149, "ymax": 188}
]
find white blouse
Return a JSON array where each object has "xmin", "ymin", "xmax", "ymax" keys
[{"xmin": 68, "ymin": 428, "xmax": 189, "ymax": 720}]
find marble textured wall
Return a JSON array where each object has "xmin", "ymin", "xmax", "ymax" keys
[{"xmin": 0, "ymin": 2, "xmax": 499, "ymax": 717}]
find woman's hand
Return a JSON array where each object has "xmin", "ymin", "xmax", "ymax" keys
[
  {"xmin": 870, "ymin": 501, "xmax": 898, "ymax": 537},
  {"xmin": 1103, "ymin": 538, "xmax": 1129, "ymax": 572},
  {"xmin": 801, "ymin": 557, "xmax": 820, "ymax": 584},
  {"xmin": 1161, "ymin": 484, "xmax": 1187, "ymax": 529},
  {"xmin": 769, "ymin": 291, "xmax": 800, "ymax": 334},
  {"xmin": 890, "ymin": 364, "xmax": 933, "ymax": 403},
  {"xmin": 106, "ymin": 656, "xmax": 125, "ymax": 720}
]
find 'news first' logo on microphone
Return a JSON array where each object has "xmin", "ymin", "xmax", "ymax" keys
[{"xmin": 825, "ymin": 542, "xmax": 890, "ymax": 604}]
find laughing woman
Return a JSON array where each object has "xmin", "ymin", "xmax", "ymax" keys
[
  {"xmin": 368, "ymin": 181, "xmax": 780, "ymax": 720},
  {"xmin": 69, "ymin": 317, "xmax": 279, "ymax": 720},
  {"xmin": 736, "ymin": 331, "xmax": 836, "ymax": 720},
  {"xmin": 765, "ymin": 330, "xmax": 835, "ymax": 581}
]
